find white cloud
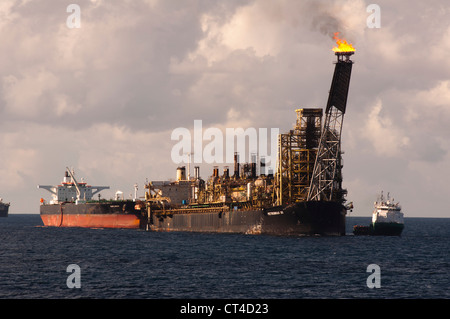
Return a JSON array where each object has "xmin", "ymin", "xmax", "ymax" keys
[
  {"xmin": 416, "ymin": 80, "xmax": 450, "ymax": 112},
  {"xmin": 2, "ymin": 68, "xmax": 59, "ymax": 118},
  {"xmin": 361, "ymin": 99, "xmax": 410, "ymax": 157},
  {"xmin": 192, "ymin": 0, "xmax": 367, "ymax": 65},
  {"xmin": 54, "ymin": 94, "xmax": 82, "ymax": 117}
]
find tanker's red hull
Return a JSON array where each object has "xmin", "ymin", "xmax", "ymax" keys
[
  {"xmin": 40, "ymin": 201, "xmax": 142, "ymax": 229},
  {"xmin": 41, "ymin": 213, "xmax": 141, "ymax": 228}
]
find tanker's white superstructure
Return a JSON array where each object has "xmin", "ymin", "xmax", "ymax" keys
[{"xmin": 38, "ymin": 168, "xmax": 109, "ymax": 204}]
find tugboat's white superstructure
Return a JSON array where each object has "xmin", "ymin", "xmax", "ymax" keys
[
  {"xmin": 373, "ymin": 192, "xmax": 403, "ymax": 223},
  {"xmin": 371, "ymin": 191, "xmax": 404, "ymax": 235}
]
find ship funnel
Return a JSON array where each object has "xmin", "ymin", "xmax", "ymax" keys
[
  {"xmin": 223, "ymin": 166, "xmax": 229, "ymax": 179},
  {"xmin": 260, "ymin": 157, "xmax": 266, "ymax": 176},
  {"xmin": 194, "ymin": 166, "xmax": 200, "ymax": 180},
  {"xmin": 213, "ymin": 166, "xmax": 219, "ymax": 178},
  {"xmin": 234, "ymin": 152, "xmax": 240, "ymax": 179},
  {"xmin": 251, "ymin": 154, "xmax": 257, "ymax": 179},
  {"xmin": 64, "ymin": 170, "xmax": 70, "ymax": 183},
  {"xmin": 176, "ymin": 166, "xmax": 186, "ymax": 181}
]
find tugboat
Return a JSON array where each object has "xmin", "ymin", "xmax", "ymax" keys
[{"xmin": 353, "ymin": 192, "xmax": 404, "ymax": 236}]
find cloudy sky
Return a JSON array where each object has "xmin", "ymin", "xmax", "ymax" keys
[{"xmin": 1, "ymin": 0, "xmax": 449, "ymax": 217}]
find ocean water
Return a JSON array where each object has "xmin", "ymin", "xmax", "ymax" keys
[{"xmin": 0, "ymin": 214, "xmax": 448, "ymax": 299}]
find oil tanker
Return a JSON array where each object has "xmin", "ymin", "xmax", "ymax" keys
[
  {"xmin": 38, "ymin": 168, "xmax": 142, "ymax": 228},
  {"xmin": 38, "ymin": 44, "xmax": 355, "ymax": 236}
]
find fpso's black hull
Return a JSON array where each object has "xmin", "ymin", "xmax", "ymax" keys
[{"xmin": 148, "ymin": 201, "xmax": 346, "ymax": 236}]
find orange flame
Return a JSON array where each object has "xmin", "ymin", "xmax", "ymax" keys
[{"xmin": 332, "ymin": 32, "xmax": 355, "ymax": 52}]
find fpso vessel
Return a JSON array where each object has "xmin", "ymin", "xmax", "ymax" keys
[
  {"xmin": 143, "ymin": 50, "xmax": 355, "ymax": 236},
  {"xmin": 145, "ymin": 188, "xmax": 346, "ymax": 236}
]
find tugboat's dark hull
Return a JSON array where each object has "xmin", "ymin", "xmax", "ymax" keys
[
  {"xmin": 148, "ymin": 201, "xmax": 346, "ymax": 236},
  {"xmin": 371, "ymin": 222, "xmax": 404, "ymax": 236},
  {"xmin": 40, "ymin": 201, "xmax": 142, "ymax": 228},
  {"xmin": 353, "ymin": 222, "xmax": 404, "ymax": 236}
]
